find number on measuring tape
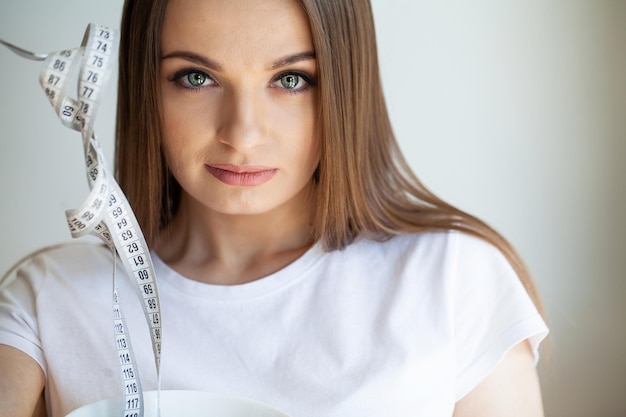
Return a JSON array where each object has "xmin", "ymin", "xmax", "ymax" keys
[{"xmin": 35, "ymin": 24, "xmax": 164, "ymax": 417}]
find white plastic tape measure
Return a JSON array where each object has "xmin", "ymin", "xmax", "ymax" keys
[{"xmin": 3, "ymin": 24, "xmax": 162, "ymax": 417}]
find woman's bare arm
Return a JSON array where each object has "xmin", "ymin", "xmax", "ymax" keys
[
  {"xmin": 0, "ymin": 344, "xmax": 46, "ymax": 417},
  {"xmin": 453, "ymin": 341, "xmax": 544, "ymax": 417}
]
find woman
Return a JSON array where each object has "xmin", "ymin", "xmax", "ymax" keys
[{"xmin": 0, "ymin": 0, "xmax": 548, "ymax": 416}]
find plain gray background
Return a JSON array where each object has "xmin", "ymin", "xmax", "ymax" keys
[{"xmin": 1, "ymin": 1, "xmax": 625, "ymax": 416}]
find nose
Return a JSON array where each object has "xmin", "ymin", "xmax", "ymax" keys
[{"xmin": 216, "ymin": 86, "xmax": 267, "ymax": 152}]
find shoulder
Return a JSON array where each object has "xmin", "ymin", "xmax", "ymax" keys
[
  {"xmin": 348, "ymin": 231, "xmax": 507, "ymax": 270},
  {"xmin": 1, "ymin": 241, "xmax": 114, "ymax": 289},
  {"xmin": 344, "ymin": 231, "xmax": 524, "ymax": 303},
  {"xmin": 329, "ymin": 231, "xmax": 514, "ymax": 296},
  {"xmin": 380, "ymin": 231, "xmax": 521, "ymax": 292},
  {"xmin": 19, "ymin": 241, "xmax": 112, "ymax": 268}
]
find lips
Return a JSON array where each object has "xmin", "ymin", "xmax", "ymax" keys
[{"xmin": 205, "ymin": 164, "xmax": 277, "ymax": 186}]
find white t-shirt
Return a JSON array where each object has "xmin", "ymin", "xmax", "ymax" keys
[{"xmin": 0, "ymin": 231, "xmax": 547, "ymax": 417}]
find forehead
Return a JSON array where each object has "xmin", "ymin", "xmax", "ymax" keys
[{"xmin": 160, "ymin": 0, "xmax": 314, "ymax": 65}]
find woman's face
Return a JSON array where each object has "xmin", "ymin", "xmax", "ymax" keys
[{"xmin": 160, "ymin": 0, "xmax": 320, "ymax": 217}]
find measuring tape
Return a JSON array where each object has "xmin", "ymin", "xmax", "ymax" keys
[{"xmin": 24, "ymin": 24, "xmax": 161, "ymax": 417}]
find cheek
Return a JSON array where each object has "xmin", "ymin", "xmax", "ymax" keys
[
  {"xmin": 161, "ymin": 95, "xmax": 196, "ymax": 140},
  {"xmin": 302, "ymin": 110, "xmax": 321, "ymax": 169},
  {"xmin": 160, "ymin": 110, "xmax": 183, "ymax": 167},
  {"xmin": 301, "ymin": 129, "xmax": 321, "ymax": 168},
  {"xmin": 279, "ymin": 98, "xmax": 320, "ymax": 167},
  {"xmin": 160, "ymin": 94, "xmax": 184, "ymax": 152},
  {"xmin": 160, "ymin": 95, "xmax": 210, "ymax": 160},
  {"xmin": 160, "ymin": 107, "xmax": 198, "ymax": 176},
  {"xmin": 160, "ymin": 83, "xmax": 214, "ymax": 141}
]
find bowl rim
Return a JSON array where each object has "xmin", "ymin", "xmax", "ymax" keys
[{"xmin": 65, "ymin": 389, "xmax": 291, "ymax": 417}]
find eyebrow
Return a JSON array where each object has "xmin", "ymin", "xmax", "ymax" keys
[
  {"xmin": 269, "ymin": 51, "xmax": 316, "ymax": 70},
  {"xmin": 160, "ymin": 50, "xmax": 316, "ymax": 71},
  {"xmin": 161, "ymin": 51, "xmax": 223, "ymax": 71}
]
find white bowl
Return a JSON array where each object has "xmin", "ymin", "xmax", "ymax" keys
[{"xmin": 66, "ymin": 390, "xmax": 290, "ymax": 417}]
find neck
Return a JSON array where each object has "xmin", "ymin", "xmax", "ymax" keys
[{"xmin": 154, "ymin": 187, "xmax": 316, "ymax": 285}]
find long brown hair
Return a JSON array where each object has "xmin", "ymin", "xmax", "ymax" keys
[{"xmin": 116, "ymin": 0, "xmax": 542, "ymax": 310}]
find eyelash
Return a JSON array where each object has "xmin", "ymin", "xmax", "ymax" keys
[
  {"xmin": 170, "ymin": 68, "xmax": 216, "ymax": 92},
  {"xmin": 270, "ymin": 71, "xmax": 318, "ymax": 95},
  {"xmin": 169, "ymin": 68, "xmax": 317, "ymax": 95}
]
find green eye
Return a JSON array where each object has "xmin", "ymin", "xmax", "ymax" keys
[
  {"xmin": 187, "ymin": 72, "xmax": 208, "ymax": 86},
  {"xmin": 280, "ymin": 74, "xmax": 300, "ymax": 89},
  {"xmin": 270, "ymin": 72, "xmax": 315, "ymax": 93}
]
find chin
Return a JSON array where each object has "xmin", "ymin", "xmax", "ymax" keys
[{"xmin": 205, "ymin": 198, "xmax": 286, "ymax": 217}]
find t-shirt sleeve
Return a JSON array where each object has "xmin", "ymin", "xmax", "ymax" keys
[
  {"xmin": 0, "ymin": 255, "xmax": 48, "ymax": 373},
  {"xmin": 450, "ymin": 233, "xmax": 548, "ymax": 401}
]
